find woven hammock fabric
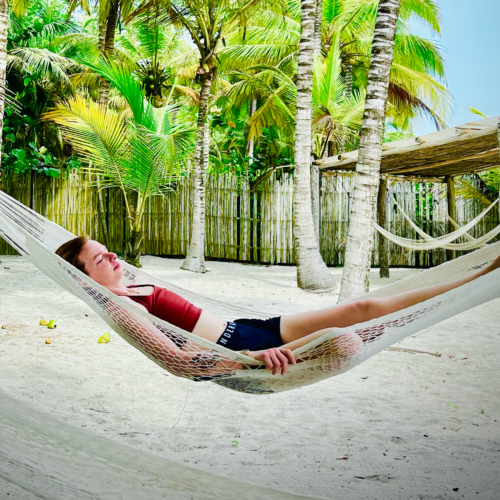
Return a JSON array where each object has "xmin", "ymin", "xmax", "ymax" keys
[
  {"xmin": 378, "ymin": 195, "xmax": 498, "ymax": 251},
  {"xmin": 1, "ymin": 189, "xmax": 500, "ymax": 395},
  {"xmin": 374, "ymin": 198, "xmax": 500, "ymax": 251},
  {"xmin": 392, "ymin": 194, "xmax": 479, "ymax": 246},
  {"xmin": 0, "ymin": 391, "xmax": 319, "ymax": 500}
]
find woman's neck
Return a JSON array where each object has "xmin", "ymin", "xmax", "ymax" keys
[{"xmin": 108, "ymin": 283, "xmax": 134, "ymax": 296}]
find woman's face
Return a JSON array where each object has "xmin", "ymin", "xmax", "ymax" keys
[{"xmin": 77, "ymin": 240, "xmax": 123, "ymax": 288}]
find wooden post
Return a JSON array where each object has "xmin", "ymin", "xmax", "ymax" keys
[
  {"xmin": 310, "ymin": 159, "xmax": 320, "ymax": 244},
  {"xmin": 377, "ymin": 177, "xmax": 389, "ymax": 277},
  {"xmin": 446, "ymin": 175, "xmax": 456, "ymax": 261}
]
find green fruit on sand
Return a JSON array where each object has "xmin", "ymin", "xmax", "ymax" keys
[
  {"xmin": 40, "ymin": 319, "xmax": 48, "ymax": 326},
  {"xmin": 47, "ymin": 320, "xmax": 57, "ymax": 329},
  {"xmin": 98, "ymin": 332, "xmax": 111, "ymax": 344}
]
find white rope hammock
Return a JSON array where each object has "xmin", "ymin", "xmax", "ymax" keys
[
  {"xmin": 0, "ymin": 390, "xmax": 317, "ymax": 500},
  {"xmin": 391, "ymin": 193, "xmax": 479, "ymax": 246},
  {"xmin": 2, "ymin": 188, "xmax": 500, "ymax": 395},
  {"xmin": 375, "ymin": 196, "xmax": 500, "ymax": 251}
]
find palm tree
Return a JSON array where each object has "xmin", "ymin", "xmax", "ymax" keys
[
  {"xmin": 222, "ymin": 0, "xmax": 451, "ymax": 134},
  {"xmin": 57, "ymin": 18, "xmax": 199, "ymax": 107},
  {"xmin": 96, "ymin": 0, "xmax": 134, "ymax": 104},
  {"xmin": 338, "ymin": 0, "xmax": 402, "ymax": 302},
  {"xmin": 129, "ymin": 0, "xmax": 276, "ymax": 273},
  {"xmin": 43, "ymin": 58, "xmax": 195, "ymax": 266},
  {"xmin": 0, "ymin": 0, "xmax": 8, "ymax": 160},
  {"xmin": 292, "ymin": 0, "xmax": 335, "ymax": 292},
  {"xmin": 1, "ymin": 0, "xmax": 78, "ymax": 167},
  {"xmin": 311, "ymin": 33, "xmax": 365, "ymax": 157},
  {"xmin": 115, "ymin": 21, "xmax": 198, "ymax": 107},
  {"xmin": 3, "ymin": 0, "xmax": 84, "ymax": 171},
  {"xmin": 324, "ymin": 0, "xmax": 452, "ymax": 131}
]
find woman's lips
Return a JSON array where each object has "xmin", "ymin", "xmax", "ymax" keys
[{"xmin": 114, "ymin": 263, "xmax": 120, "ymax": 270}]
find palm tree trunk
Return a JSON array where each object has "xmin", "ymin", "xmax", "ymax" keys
[
  {"xmin": 339, "ymin": 0, "xmax": 401, "ymax": 302},
  {"xmin": 293, "ymin": 0, "xmax": 335, "ymax": 292},
  {"xmin": 247, "ymin": 99, "xmax": 257, "ymax": 165},
  {"xmin": 310, "ymin": 160, "xmax": 320, "ymax": 243},
  {"xmin": 0, "ymin": 0, "xmax": 7, "ymax": 158},
  {"xmin": 125, "ymin": 226, "xmax": 144, "ymax": 267},
  {"xmin": 344, "ymin": 63, "xmax": 353, "ymax": 97},
  {"xmin": 311, "ymin": 0, "xmax": 323, "ymax": 244},
  {"xmin": 122, "ymin": 194, "xmax": 144, "ymax": 267},
  {"xmin": 313, "ymin": 0, "xmax": 323, "ymax": 56},
  {"xmin": 99, "ymin": 0, "xmax": 119, "ymax": 105},
  {"xmin": 181, "ymin": 74, "xmax": 212, "ymax": 273}
]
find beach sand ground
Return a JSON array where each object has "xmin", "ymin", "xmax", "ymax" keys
[{"xmin": 0, "ymin": 255, "xmax": 499, "ymax": 499}]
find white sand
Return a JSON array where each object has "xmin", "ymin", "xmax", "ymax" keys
[{"xmin": 0, "ymin": 255, "xmax": 499, "ymax": 500}]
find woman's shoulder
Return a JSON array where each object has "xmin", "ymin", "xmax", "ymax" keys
[
  {"xmin": 126, "ymin": 284, "xmax": 155, "ymax": 296},
  {"xmin": 120, "ymin": 295, "xmax": 150, "ymax": 313}
]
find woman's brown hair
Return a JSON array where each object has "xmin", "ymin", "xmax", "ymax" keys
[{"xmin": 55, "ymin": 236, "xmax": 90, "ymax": 274}]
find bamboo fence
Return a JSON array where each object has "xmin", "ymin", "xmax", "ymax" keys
[{"xmin": 1, "ymin": 171, "xmax": 498, "ymax": 267}]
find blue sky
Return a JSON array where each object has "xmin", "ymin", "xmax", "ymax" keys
[{"xmin": 410, "ymin": 0, "xmax": 500, "ymax": 135}]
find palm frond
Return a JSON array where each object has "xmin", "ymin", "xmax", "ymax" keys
[
  {"xmin": 12, "ymin": 0, "xmax": 31, "ymax": 17},
  {"xmin": 399, "ymin": 0, "xmax": 442, "ymax": 35},
  {"xmin": 455, "ymin": 178, "xmax": 493, "ymax": 206},
  {"xmin": 390, "ymin": 63, "xmax": 454, "ymax": 127},
  {"xmin": 467, "ymin": 107, "xmax": 489, "ymax": 119},
  {"xmin": 41, "ymin": 96, "xmax": 130, "ymax": 192},
  {"xmin": 8, "ymin": 48, "xmax": 77, "ymax": 88}
]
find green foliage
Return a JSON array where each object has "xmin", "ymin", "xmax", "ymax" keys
[
  {"xmin": 2, "ymin": 141, "xmax": 58, "ymax": 176},
  {"xmin": 43, "ymin": 56, "xmax": 196, "ymax": 219},
  {"xmin": 2, "ymin": 0, "xmax": 457, "ymax": 187},
  {"xmin": 2, "ymin": 0, "xmax": 83, "ymax": 175},
  {"xmin": 1, "ymin": 107, "xmax": 81, "ymax": 175}
]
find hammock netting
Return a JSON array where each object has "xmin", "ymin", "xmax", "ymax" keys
[
  {"xmin": 2, "ymin": 188, "xmax": 500, "ymax": 500},
  {"xmin": 1, "ymin": 188, "xmax": 500, "ymax": 396},
  {"xmin": 0, "ymin": 391, "xmax": 316, "ymax": 500},
  {"xmin": 375, "ymin": 196, "xmax": 500, "ymax": 251}
]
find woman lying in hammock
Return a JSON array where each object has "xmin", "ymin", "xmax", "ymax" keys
[{"xmin": 56, "ymin": 236, "xmax": 500, "ymax": 377}]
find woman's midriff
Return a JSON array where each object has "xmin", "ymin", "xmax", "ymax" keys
[{"xmin": 192, "ymin": 310, "xmax": 227, "ymax": 343}]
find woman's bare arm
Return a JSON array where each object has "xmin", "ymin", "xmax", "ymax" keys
[
  {"xmin": 362, "ymin": 255, "xmax": 500, "ymax": 321},
  {"xmin": 107, "ymin": 297, "xmax": 243, "ymax": 377},
  {"xmin": 281, "ymin": 255, "xmax": 500, "ymax": 344}
]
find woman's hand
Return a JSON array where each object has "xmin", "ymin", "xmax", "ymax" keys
[{"xmin": 249, "ymin": 348, "xmax": 296, "ymax": 375}]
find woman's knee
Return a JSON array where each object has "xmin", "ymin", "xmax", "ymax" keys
[{"xmin": 351, "ymin": 298, "xmax": 378, "ymax": 324}]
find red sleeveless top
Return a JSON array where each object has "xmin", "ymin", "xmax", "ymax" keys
[{"xmin": 127, "ymin": 285, "xmax": 202, "ymax": 332}]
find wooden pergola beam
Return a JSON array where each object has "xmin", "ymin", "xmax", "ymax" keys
[
  {"xmin": 386, "ymin": 148, "xmax": 499, "ymax": 175},
  {"xmin": 323, "ymin": 172, "xmax": 445, "ymax": 183},
  {"xmin": 315, "ymin": 117, "xmax": 500, "ymax": 177}
]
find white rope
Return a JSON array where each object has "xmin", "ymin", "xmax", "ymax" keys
[
  {"xmin": 2, "ymin": 188, "xmax": 500, "ymax": 395},
  {"xmin": 392, "ymin": 193, "xmax": 479, "ymax": 244},
  {"xmin": 0, "ymin": 391, "xmax": 317, "ymax": 500},
  {"xmin": 375, "ymin": 196, "xmax": 499, "ymax": 251},
  {"xmin": 442, "ymin": 211, "xmax": 477, "ymax": 242}
]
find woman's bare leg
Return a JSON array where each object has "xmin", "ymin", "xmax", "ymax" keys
[
  {"xmin": 280, "ymin": 255, "xmax": 500, "ymax": 345},
  {"xmin": 281, "ymin": 328, "xmax": 363, "ymax": 352}
]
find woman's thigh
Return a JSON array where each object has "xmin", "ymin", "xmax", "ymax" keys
[
  {"xmin": 281, "ymin": 327, "xmax": 363, "ymax": 356},
  {"xmin": 280, "ymin": 301, "xmax": 363, "ymax": 344}
]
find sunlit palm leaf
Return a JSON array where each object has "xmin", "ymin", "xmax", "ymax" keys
[
  {"xmin": 41, "ymin": 96, "xmax": 131, "ymax": 194},
  {"xmin": 8, "ymin": 48, "xmax": 76, "ymax": 88}
]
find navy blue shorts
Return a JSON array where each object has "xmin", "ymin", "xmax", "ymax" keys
[{"xmin": 216, "ymin": 317, "xmax": 283, "ymax": 351}]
